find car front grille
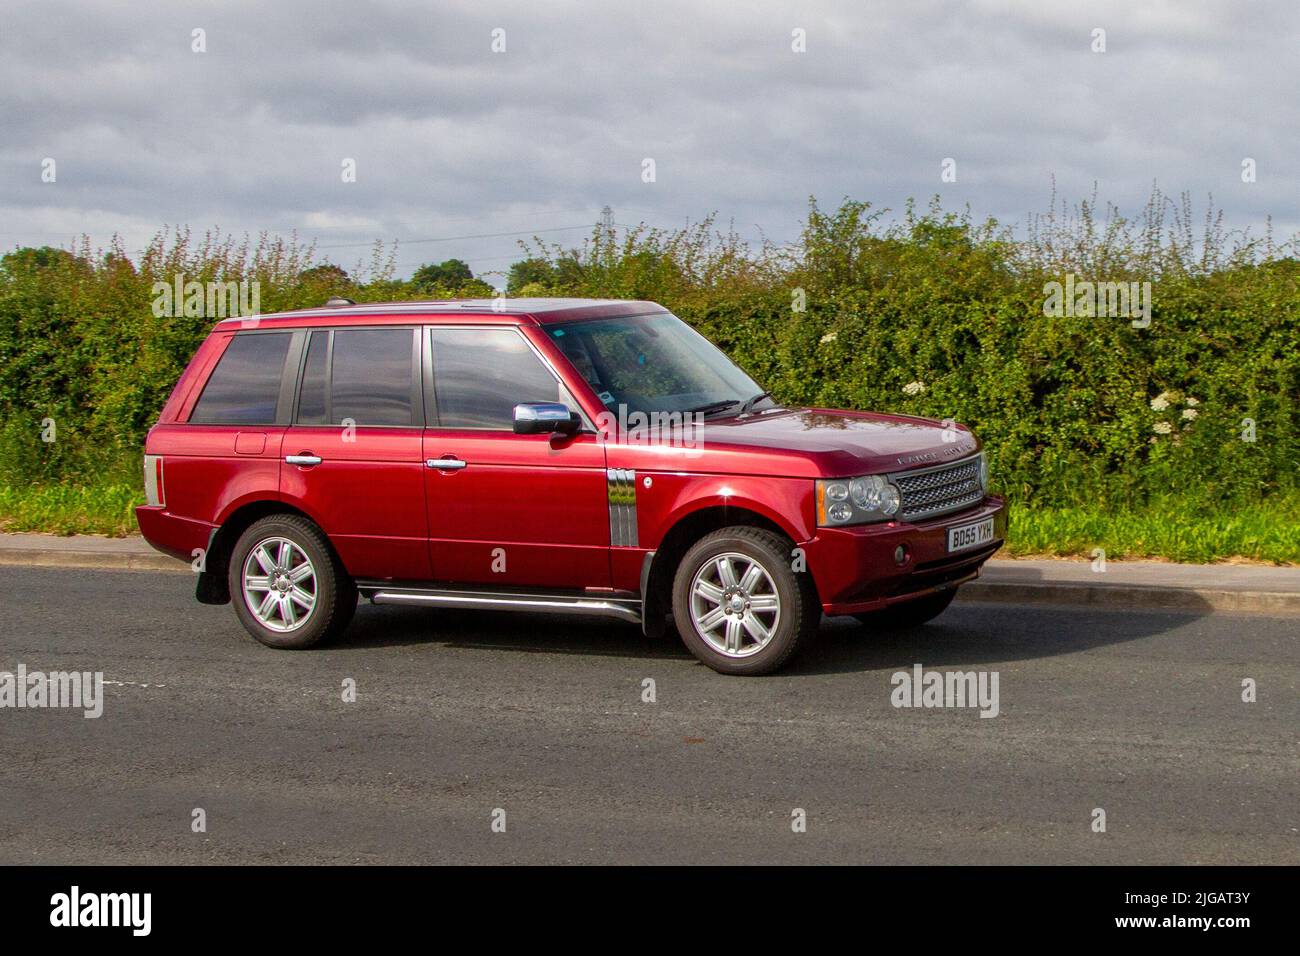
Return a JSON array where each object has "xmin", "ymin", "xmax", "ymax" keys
[{"xmin": 891, "ymin": 455, "xmax": 983, "ymax": 522}]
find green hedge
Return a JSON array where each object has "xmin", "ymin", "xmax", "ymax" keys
[
  {"xmin": 0, "ymin": 233, "xmax": 477, "ymax": 485},
  {"xmin": 522, "ymin": 197, "xmax": 1300, "ymax": 513},
  {"xmin": 2, "ymin": 197, "xmax": 1297, "ymax": 520}
]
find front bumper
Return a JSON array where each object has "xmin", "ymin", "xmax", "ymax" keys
[{"xmin": 802, "ymin": 495, "xmax": 1007, "ymax": 615}]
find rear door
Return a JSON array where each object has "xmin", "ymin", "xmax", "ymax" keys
[
  {"xmin": 280, "ymin": 326, "xmax": 430, "ymax": 580},
  {"xmin": 423, "ymin": 325, "xmax": 610, "ymax": 589}
]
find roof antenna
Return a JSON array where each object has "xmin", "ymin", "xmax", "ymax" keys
[{"xmin": 325, "ymin": 296, "xmax": 355, "ymax": 307}]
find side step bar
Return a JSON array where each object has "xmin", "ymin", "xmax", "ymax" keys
[{"xmin": 357, "ymin": 583, "xmax": 643, "ymax": 625}]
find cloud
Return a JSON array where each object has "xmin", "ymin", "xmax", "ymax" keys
[{"xmin": 1, "ymin": 0, "xmax": 1295, "ymax": 283}]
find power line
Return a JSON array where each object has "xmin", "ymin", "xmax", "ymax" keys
[
  {"xmin": 0, "ymin": 212, "xmax": 698, "ymax": 258},
  {"xmin": 314, "ymin": 224, "xmax": 596, "ymax": 250}
]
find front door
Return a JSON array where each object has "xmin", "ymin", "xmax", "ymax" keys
[{"xmin": 423, "ymin": 325, "xmax": 610, "ymax": 589}]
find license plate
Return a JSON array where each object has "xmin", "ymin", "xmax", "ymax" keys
[{"xmin": 947, "ymin": 517, "xmax": 994, "ymax": 553}]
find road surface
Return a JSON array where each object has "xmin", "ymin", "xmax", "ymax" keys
[{"xmin": 1, "ymin": 566, "xmax": 1295, "ymax": 864}]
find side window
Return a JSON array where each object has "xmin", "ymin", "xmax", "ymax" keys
[
  {"xmin": 190, "ymin": 332, "xmax": 291, "ymax": 424},
  {"xmin": 295, "ymin": 328, "xmax": 416, "ymax": 426},
  {"xmin": 430, "ymin": 328, "xmax": 572, "ymax": 429}
]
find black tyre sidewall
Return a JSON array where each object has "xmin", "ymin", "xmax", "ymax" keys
[
  {"xmin": 227, "ymin": 516, "xmax": 353, "ymax": 649},
  {"xmin": 671, "ymin": 528, "xmax": 816, "ymax": 676}
]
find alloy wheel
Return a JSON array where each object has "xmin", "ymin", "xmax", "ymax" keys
[
  {"xmin": 241, "ymin": 536, "xmax": 318, "ymax": 633},
  {"xmin": 688, "ymin": 551, "xmax": 782, "ymax": 658}
]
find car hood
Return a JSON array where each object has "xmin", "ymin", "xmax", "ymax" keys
[{"xmin": 693, "ymin": 407, "xmax": 981, "ymax": 477}]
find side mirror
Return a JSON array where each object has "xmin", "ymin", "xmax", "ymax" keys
[{"xmin": 513, "ymin": 402, "xmax": 580, "ymax": 436}]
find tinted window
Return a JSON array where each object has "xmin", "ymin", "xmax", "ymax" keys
[
  {"xmin": 190, "ymin": 332, "xmax": 290, "ymax": 424},
  {"xmin": 296, "ymin": 331, "xmax": 329, "ymax": 424},
  {"xmin": 329, "ymin": 329, "xmax": 415, "ymax": 426},
  {"xmin": 431, "ymin": 329, "xmax": 568, "ymax": 429}
]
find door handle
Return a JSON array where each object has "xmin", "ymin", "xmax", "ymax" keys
[
  {"xmin": 286, "ymin": 454, "xmax": 323, "ymax": 466},
  {"xmin": 426, "ymin": 458, "xmax": 467, "ymax": 471}
]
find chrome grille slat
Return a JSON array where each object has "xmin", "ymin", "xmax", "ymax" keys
[{"xmin": 890, "ymin": 455, "xmax": 983, "ymax": 521}]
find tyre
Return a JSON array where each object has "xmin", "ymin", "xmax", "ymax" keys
[
  {"xmin": 671, "ymin": 526, "xmax": 819, "ymax": 675},
  {"xmin": 227, "ymin": 514, "xmax": 356, "ymax": 649},
  {"xmin": 854, "ymin": 588, "xmax": 957, "ymax": 630}
]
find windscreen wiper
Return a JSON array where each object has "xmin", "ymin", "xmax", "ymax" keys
[
  {"xmin": 684, "ymin": 399, "xmax": 742, "ymax": 418},
  {"xmin": 739, "ymin": 391, "xmax": 772, "ymax": 416}
]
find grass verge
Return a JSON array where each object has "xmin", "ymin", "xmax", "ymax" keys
[
  {"xmin": 0, "ymin": 483, "xmax": 140, "ymax": 537},
  {"xmin": 0, "ymin": 484, "xmax": 1296, "ymax": 564},
  {"xmin": 1005, "ymin": 497, "xmax": 1300, "ymax": 564}
]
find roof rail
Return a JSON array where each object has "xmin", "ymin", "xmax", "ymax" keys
[{"xmin": 324, "ymin": 296, "xmax": 356, "ymax": 307}]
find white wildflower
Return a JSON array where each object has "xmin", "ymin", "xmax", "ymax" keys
[
  {"xmin": 819, "ymin": 332, "xmax": 838, "ymax": 344},
  {"xmin": 1152, "ymin": 421, "xmax": 1173, "ymax": 434},
  {"xmin": 1149, "ymin": 395, "xmax": 1170, "ymax": 411},
  {"xmin": 902, "ymin": 381, "xmax": 926, "ymax": 396},
  {"xmin": 1185, "ymin": 397, "xmax": 1199, "ymax": 407},
  {"xmin": 1182, "ymin": 408, "xmax": 1198, "ymax": 420}
]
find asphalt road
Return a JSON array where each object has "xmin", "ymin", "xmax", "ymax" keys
[{"xmin": 1, "ymin": 566, "xmax": 1295, "ymax": 865}]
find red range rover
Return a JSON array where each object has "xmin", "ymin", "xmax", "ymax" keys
[{"xmin": 137, "ymin": 298, "xmax": 1005, "ymax": 675}]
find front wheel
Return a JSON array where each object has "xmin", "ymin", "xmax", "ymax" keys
[
  {"xmin": 227, "ymin": 514, "xmax": 356, "ymax": 649},
  {"xmin": 854, "ymin": 588, "xmax": 957, "ymax": 630},
  {"xmin": 671, "ymin": 527, "xmax": 819, "ymax": 676}
]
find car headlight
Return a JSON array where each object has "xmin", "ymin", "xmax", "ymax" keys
[
  {"xmin": 978, "ymin": 452, "xmax": 989, "ymax": 493},
  {"xmin": 849, "ymin": 475, "xmax": 883, "ymax": 509},
  {"xmin": 817, "ymin": 475, "xmax": 901, "ymax": 526}
]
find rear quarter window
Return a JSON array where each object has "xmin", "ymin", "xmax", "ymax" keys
[{"xmin": 189, "ymin": 332, "xmax": 291, "ymax": 424}]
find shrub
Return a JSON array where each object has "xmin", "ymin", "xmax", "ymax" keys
[{"xmin": 1, "ymin": 190, "xmax": 1296, "ymax": 520}]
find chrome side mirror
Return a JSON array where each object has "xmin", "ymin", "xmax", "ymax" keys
[{"xmin": 513, "ymin": 402, "xmax": 580, "ymax": 436}]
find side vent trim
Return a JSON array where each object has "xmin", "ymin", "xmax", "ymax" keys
[{"xmin": 606, "ymin": 468, "xmax": 638, "ymax": 547}]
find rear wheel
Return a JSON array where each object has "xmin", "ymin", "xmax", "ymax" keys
[
  {"xmin": 671, "ymin": 527, "xmax": 819, "ymax": 676},
  {"xmin": 228, "ymin": 514, "xmax": 356, "ymax": 649},
  {"xmin": 854, "ymin": 588, "xmax": 957, "ymax": 629}
]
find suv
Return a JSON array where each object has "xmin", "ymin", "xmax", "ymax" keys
[{"xmin": 138, "ymin": 298, "xmax": 1005, "ymax": 675}]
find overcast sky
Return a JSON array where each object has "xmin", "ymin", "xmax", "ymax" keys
[{"xmin": 2, "ymin": 0, "xmax": 1295, "ymax": 286}]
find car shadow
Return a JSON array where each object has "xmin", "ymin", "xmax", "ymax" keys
[
  {"xmin": 786, "ymin": 597, "xmax": 1213, "ymax": 676},
  {"xmin": 331, "ymin": 603, "xmax": 692, "ymax": 662},
  {"xmin": 330, "ymin": 595, "xmax": 1213, "ymax": 675}
]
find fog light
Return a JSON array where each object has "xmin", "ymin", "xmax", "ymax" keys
[{"xmin": 894, "ymin": 545, "xmax": 909, "ymax": 565}]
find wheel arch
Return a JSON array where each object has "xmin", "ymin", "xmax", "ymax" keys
[
  {"xmin": 641, "ymin": 503, "xmax": 815, "ymax": 637},
  {"xmin": 196, "ymin": 499, "xmax": 328, "ymax": 605}
]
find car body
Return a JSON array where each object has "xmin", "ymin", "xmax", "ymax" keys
[{"xmin": 137, "ymin": 298, "xmax": 1006, "ymax": 674}]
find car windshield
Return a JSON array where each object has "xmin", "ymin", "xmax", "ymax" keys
[{"xmin": 546, "ymin": 312, "xmax": 771, "ymax": 417}]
